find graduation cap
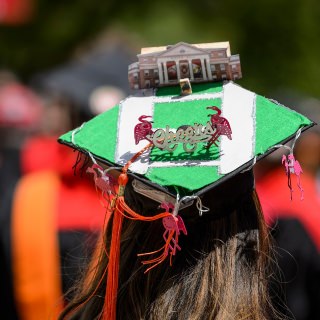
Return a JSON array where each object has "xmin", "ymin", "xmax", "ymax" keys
[
  {"xmin": 59, "ymin": 54, "xmax": 314, "ymax": 320},
  {"xmin": 59, "ymin": 81, "xmax": 313, "ymax": 198}
]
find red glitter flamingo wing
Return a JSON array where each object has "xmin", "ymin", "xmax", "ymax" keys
[
  {"xmin": 293, "ymin": 159, "xmax": 303, "ymax": 175},
  {"xmin": 224, "ymin": 119, "xmax": 232, "ymax": 135},
  {"xmin": 134, "ymin": 121, "xmax": 153, "ymax": 144},
  {"xmin": 134, "ymin": 124, "xmax": 145, "ymax": 144},
  {"xmin": 218, "ymin": 118, "xmax": 232, "ymax": 140},
  {"xmin": 177, "ymin": 215, "xmax": 187, "ymax": 235}
]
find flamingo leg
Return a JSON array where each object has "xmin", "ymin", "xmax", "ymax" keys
[
  {"xmin": 205, "ymin": 131, "xmax": 219, "ymax": 148},
  {"xmin": 287, "ymin": 172, "xmax": 293, "ymax": 200},
  {"xmin": 296, "ymin": 174, "xmax": 304, "ymax": 200}
]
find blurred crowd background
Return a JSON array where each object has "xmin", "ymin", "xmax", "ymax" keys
[{"xmin": 1, "ymin": 0, "xmax": 320, "ymax": 319}]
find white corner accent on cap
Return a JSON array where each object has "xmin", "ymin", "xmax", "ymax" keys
[
  {"xmin": 115, "ymin": 96, "xmax": 154, "ymax": 174},
  {"xmin": 219, "ymin": 82, "xmax": 255, "ymax": 174}
]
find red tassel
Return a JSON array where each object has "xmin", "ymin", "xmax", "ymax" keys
[
  {"xmin": 101, "ymin": 143, "xmax": 157, "ymax": 319},
  {"xmin": 103, "ymin": 174, "xmax": 127, "ymax": 320}
]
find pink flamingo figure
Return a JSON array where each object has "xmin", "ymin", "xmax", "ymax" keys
[
  {"xmin": 282, "ymin": 153, "xmax": 304, "ymax": 200},
  {"xmin": 160, "ymin": 202, "xmax": 187, "ymax": 256},
  {"xmin": 206, "ymin": 106, "xmax": 232, "ymax": 148},
  {"xmin": 86, "ymin": 163, "xmax": 117, "ymax": 197},
  {"xmin": 134, "ymin": 115, "xmax": 153, "ymax": 144},
  {"xmin": 138, "ymin": 202, "xmax": 187, "ymax": 272}
]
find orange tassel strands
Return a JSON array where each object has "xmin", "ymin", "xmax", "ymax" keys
[
  {"xmin": 103, "ymin": 173, "xmax": 127, "ymax": 320},
  {"xmin": 101, "ymin": 142, "xmax": 187, "ymax": 319},
  {"xmin": 102, "ymin": 143, "xmax": 153, "ymax": 320}
]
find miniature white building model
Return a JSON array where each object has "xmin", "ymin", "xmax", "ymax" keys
[{"xmin": 128, "ymin": 42, "xmax": 242, "ymax": 90}]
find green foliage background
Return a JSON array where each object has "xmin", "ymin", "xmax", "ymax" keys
[{"xmin": 0, "ymin": 0, "xmax": 319, "ymax": 98}]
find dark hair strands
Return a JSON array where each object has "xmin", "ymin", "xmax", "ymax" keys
[{"xmin": 59, "ymin": 187, "xmax": 288, "ymax": 320}]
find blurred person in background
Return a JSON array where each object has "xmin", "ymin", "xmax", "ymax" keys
[
  {"xmin": 256, "ymin": 97, "xmax": 320, "ymax": 320},
  {"xmin": 0, "ymin": 90, "xmax": 114, "ymax": 319},
  {"xmin": 0, "ymin": 70, "xmax": 43, "ymax": 320},
  {"xmin": 0, "ymin": 37, "xmax": 135, "ymax": 319},
  {"xmin": 10, "ymin": 91, "xmax": 107, "ymax": 319}
]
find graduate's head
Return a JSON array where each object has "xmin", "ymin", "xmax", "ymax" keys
[{"xmin": 58, "ymin": 60, "xmax": 313, "ymax": 319}]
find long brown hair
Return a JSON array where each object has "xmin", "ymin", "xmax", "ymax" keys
[{"xmin": 59, "ymin": 171, "xmax": 282, "ymax": 320}]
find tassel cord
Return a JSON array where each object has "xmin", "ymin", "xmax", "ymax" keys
[{"xmin": 102, "ymin": 143, "xmax": 153, "ymax": 320}]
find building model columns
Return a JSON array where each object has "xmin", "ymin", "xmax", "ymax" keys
[
  {"xmin": 158, "ymin": 56, "xmax": 211, "ymax": 82},
  {"xmin": 205, "ymin": 59, "xmax": 213, "ymax": 80},
  {"xmin": 188, "ymin": 60, "xmax": 194, "ymax": 80},
  {"xmin": 128, "ymin": 42, "xmax": 242, "ymax": 90},
  {"xmin": 157, "ymin": 61, "xmax": 164, "ymax": 84}
]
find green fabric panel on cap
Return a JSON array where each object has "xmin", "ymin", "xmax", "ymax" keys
[
  {"xmin": 146, "ymin": 166, "xmax": 222, "ymax": 193},
  {"xmin": 255, "ymin": 95, "xmax": 312, "ymax": 155},
  {"xmin": 153, "ymin": 97, "xmax": 222, "ymax": 127},
  {"xmin": 59, "ymin": 105, "xmax": 119, "ymax": 163},
  {"xmin": 156, "ymin": 82, "xmax": 223, "ymax": 97},
  {"xmin": 150, "ymin": 97, "xmax": 222, "ymax": 161}
]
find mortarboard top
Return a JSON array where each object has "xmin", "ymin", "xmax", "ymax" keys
[{"xmin": 58, "ymin": 81, "xmax": 314, "ymax": 198}]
